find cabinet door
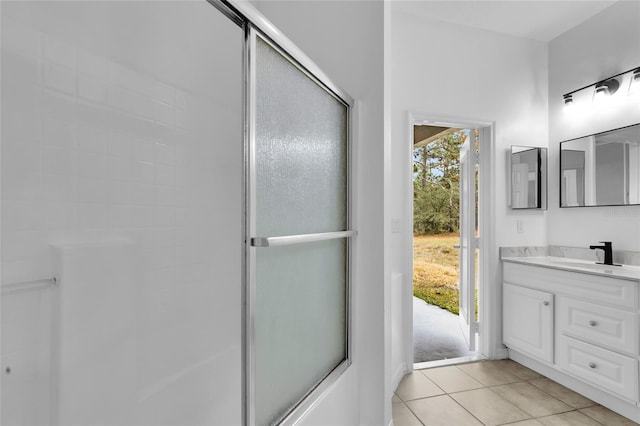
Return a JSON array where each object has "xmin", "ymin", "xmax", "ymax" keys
[{"xmin": 503, "ymin": 283, "xmax": 554, "ymax": 363}]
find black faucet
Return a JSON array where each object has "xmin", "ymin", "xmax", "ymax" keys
[{"xmin": 589, "ymin": 241, "xmax": 614, "ymax": 265}]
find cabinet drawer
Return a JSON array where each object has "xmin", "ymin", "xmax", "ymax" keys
[
  {"xmin": 503, "ymin": 262, "xmax": 638, "ymax": 309},
  {"xmin": 558, "ymin": 335, "xmax": 638, "ymax": 402},
  {"xmin": 557, "ymin": 297, "xmax": 638, "ymax": 356}
]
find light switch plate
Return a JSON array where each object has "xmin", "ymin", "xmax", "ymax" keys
[{"xmin": 391, "ymin": 218, "xmax": 401, "ymax": 233}]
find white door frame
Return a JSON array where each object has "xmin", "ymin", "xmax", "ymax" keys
[
  {"xmin": 458, "ymin": 129, "xmax": 478, "ymax": 351},
  {"xmin": 404, "ymin": 112, "xmax": 498, "ymax": 370}
]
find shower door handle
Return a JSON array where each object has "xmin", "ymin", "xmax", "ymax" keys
[{"xmin": 251, "ymin": 230, "xmax": 356, "ymax": 248}]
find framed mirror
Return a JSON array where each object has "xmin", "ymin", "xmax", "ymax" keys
[
  {"xmin": 510, "ymin": 146, "xmax": 548, "ymax": 209},
  {"xmin": 560, "ymin": 123, "xmax": 640, "ymax": 207}
]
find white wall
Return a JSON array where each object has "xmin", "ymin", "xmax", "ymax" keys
[
  {"xmin": 390, "ymin": 9, "xmax": 549, "ymax": 367},
  {"xmin": 1, "ymin": 2, "xmax": 242, "ymax": 424},
  {"xmin": 252, "ymin": 1, "xmax": 386, "ymax": 425},
  {"xmin": 548, "ymin": 1, "xmax": 640, "ymax": 251}
]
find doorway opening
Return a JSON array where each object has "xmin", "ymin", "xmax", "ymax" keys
[{"xmin": 411, "ymin": 123, "xmax": 482, "ymax": 368}]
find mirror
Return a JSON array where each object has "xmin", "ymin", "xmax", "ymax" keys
[
  {"xmin": 560, "ymin": 123, "xmax": 640, "ymax": 207},
  {"xmin": 510, "ymin": 146, "xmax": 548, "ymax": 209}
]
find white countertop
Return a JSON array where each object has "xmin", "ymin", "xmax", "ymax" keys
[{"xmin": 502, "ymin": 255, "xmax": 640, "ymax": 281}]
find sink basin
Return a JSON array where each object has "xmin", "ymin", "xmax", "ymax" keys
[
  {"xmin": 502, "ymin": 256, "xmax": 640, "ymax": 280},
  {"xmin": 549, "ymin": 260, "xmax": 621, "ymax": 272}
]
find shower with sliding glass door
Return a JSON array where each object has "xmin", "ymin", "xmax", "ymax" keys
[{"xmin": 0, "ymin": 1, "xmax": 354, "ymax": 425}]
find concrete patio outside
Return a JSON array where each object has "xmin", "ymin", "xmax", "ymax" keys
[{"xmin": 413, "ymin": 296, "xmax": 476, "ymax": 363}]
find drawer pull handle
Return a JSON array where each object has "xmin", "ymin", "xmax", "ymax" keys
[
  {"xmin": 543, "ymin": 301, "xmax": 549, "ymax": 306},
  {"xmin": 589, "ymin": 362, "xmax": 597, "ymax": 369},
  {"xmin": 589, "ymin": 320, "xmax": 597, "ymax": 327}
]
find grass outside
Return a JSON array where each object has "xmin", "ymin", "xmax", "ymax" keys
[{"xmin": 413, "ymin": 233, "xmax": 460, "ymax": 314}]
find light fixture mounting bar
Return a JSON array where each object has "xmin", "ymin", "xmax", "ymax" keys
[{"xmin": 562, "ymin": 65, "xmax": 640, "ymax": 98}]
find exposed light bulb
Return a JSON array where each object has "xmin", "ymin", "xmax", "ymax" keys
[
  {"xmin": 629, "ymin": 69, "xmax": 640, "ymax": 96},
  {"xmin": 562, "ymin": 94, "xmax": 574, "ymax": 113},
  {"xmin": 593, "ymin": 87, "xmax": 609, "ymax": 103},
  {"xmin": 593, "ymin": 78, "xmax": 619, "ymax": 105}
]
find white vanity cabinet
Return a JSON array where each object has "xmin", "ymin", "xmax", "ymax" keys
[{"xmin": 502, "ymin": 260, "xmax": 640, "ymax": 421}]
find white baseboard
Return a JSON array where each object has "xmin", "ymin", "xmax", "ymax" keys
[
  {"xmin": 494, "ymin": 347, "xmax": 509, "ymax": 359},
  {"xmin": 391, "ymin": 362, "xmax": 408, "ymax": 395}
]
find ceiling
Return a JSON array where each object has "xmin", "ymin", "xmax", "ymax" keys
[
  {"xmin": 391, "ymin": 0, "xmax": 617, "ymax": 42},
  {"xmin": 414, "ymin": 125, "xmax": 449, "ymax": 145}
]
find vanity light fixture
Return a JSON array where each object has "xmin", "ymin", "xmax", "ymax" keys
[{"xmin": 562, "ymin": 66, "xmax": 640, "ymax": 112}]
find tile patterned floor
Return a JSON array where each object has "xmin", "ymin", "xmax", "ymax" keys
[{"xmin": 392, "ymin": 359, "xmax": 639, "ymax": 426}]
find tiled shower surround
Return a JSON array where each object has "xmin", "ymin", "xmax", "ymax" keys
[{"xmin": 1, "ymin": 2, "xmax": 243, "ymax": 424}]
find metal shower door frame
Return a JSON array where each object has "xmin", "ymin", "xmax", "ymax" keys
[{"xmin": 206, "ymin": 1, "xmax": 355, "ymax": 424}]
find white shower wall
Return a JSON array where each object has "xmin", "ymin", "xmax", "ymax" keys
[{"xmin": 1, "ymin": 1, "xmax": 243, "ymax": 424}]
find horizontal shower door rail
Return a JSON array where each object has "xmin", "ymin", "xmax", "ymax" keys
[{"xmin": 251, "ymin": 230, "xmax": 356, "ymax": 248}]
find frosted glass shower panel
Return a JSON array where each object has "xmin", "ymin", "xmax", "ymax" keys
[
  {"xmin": 255, "ymin": 37, "xmax": 348, "ymax": 237},
  {"xmin": 252, "ymin": 34, "xmax": 351, "ymax": 425},
  {"xmin": 255, "ymin": 239, "xmax": 347, "ymax": 425}
]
